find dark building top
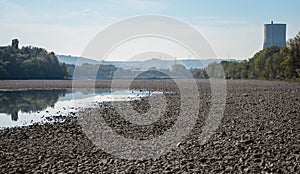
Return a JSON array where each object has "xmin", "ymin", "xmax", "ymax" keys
[{"xmin": 12, "ymin": 39, "xmax": 19, "ymax": 49}]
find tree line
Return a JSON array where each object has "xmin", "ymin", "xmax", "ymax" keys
[
  {"xmin": 67, "ymin": 63, "xmax": 190, "ymax": 79},
  {"xmin": 0, "ymin": 46, "xmax": 68, "ymax": 79},
  {"xmin": 2, "ymin": 31, "xmax": 299, "ymax": 80},
  {"xmin": 193, "ymin": 32, "xmax": 300, "ymax": 80}
]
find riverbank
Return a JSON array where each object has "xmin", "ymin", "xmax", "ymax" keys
[
  {"xmin": 0, "ymin": 80, "xmax": 299, "ymax": 173},
  {"xmin": 0, "ymin": 79, "xmax": 178, "ymax": 90}
]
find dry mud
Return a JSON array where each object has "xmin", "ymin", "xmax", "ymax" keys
[{"xmin": 0, "ymin": 80, "xmax": 299, "ymax": 173}]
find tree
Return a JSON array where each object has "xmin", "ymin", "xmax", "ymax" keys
[
  {"xmin": 192, "ymin": 69, "xmax": 208, "ymax": 79},
  {"xmin": 249, "ymin": 46, "xmax": 280, "ymax": 79},
  {"xmin": 0, "ymin": 45, "xmax": 68, "ymax": 79},
  {"xmin": 196, "ymin": 31, "xmax": 300, "ymax": 80},
  {"xmin": 0, "ymin": 61, "xmax": 8, "ymax": 79},
  {"xmin": 171, "ymin": 64, "xmax": 191, "ymax": 78},
  {"xmin": 206, "ymin": 62, "xmax": 225, "ymax": 78},
  {"xmin": 281, "ymin": 32, "xmax": 300, "ymax": 78}
]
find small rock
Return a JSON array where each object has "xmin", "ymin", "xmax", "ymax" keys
[{"xmin": 242, "ymin": 93, "xmax": 249, "ymax": 97}]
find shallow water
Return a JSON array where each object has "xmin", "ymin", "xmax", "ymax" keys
[{"xmin": 0, "ymin": 88, "xmax": 158, "ymax": 128}]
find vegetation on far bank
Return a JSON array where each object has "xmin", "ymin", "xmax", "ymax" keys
[
  {"xmin": 1, "ymin": 31, "xmax": 299, "ymax": 80},
  {"xmin": 193, "ymin": 32, "xmax": 300, "ymax": 81},
  {"xmin": 0, "ymin": 46, "xmax": 68, "ymax": 79}
]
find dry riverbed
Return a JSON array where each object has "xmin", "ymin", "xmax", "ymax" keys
[{"xmin": 0, "ymin": 80, "xmax": 299, "ymax": 173}]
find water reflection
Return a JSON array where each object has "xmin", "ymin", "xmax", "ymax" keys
[
  {"xmin": 0, "ymin": 89, "xmax": 67, "ymax": 121},
  {"xmin": 0, "ymin": 88, "xmax": 159, "ymax": 128}
]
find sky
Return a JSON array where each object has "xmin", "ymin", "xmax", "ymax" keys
[{"xmin": 1, "ymin": 0, "xmax": 300, "ymax": 60}]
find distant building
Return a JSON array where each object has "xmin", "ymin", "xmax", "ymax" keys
[
  {"xmin": 263, "ymin": 21, "xmax": 286, "ymax": 49},
  {"xmin": 11, "ymin": 39, "xmax": 19, "ymax": 49}
]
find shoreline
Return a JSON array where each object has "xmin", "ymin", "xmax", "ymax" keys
[{"xmin": 0, "ymin": 79, "xmax": 298, "ymax": 90}]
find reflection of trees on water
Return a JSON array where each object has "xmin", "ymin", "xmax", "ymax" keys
[{"xmin": 0, "ymin": 90, "xmax": 67, "ymax": 121}]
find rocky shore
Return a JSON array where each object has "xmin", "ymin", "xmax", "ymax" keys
[{"xmin": 0, "ymin": 80, "xmax": 299, "ymax": 173}]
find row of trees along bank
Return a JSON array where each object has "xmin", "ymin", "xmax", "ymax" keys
[{"xmin": 193, "ymin": 31, "xmax": 300, "ymax": 80}]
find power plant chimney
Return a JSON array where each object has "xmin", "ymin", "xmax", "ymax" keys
[{"xmin": 263, "ymin": 21, "xmax": 286, "ymax": 49}]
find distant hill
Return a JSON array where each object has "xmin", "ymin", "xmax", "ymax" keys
[
  {"xmin": 57, "ymin": 55, "xmax": 232, "ymax": 70},
  {"xmin": 57, "ymin": 55, "xmax": 100, "ymax": 65}
]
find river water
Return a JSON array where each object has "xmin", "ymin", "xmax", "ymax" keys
[{"xmin": 0, "ymin": 88, "xmax": 158, "ymax": 128}]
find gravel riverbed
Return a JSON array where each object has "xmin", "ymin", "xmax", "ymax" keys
[{"xmin": 0, "ymin": 80, "xmax": 299, "ymax": 173}]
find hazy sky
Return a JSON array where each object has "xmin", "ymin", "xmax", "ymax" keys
[{"xmin": 1, "ymin": 0, "xmax": 300, "ymax": 60}]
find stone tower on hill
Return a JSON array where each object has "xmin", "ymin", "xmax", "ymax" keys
[{"xmin": 12, "ymin": 39, "xmax": 19, "ymax": 49}]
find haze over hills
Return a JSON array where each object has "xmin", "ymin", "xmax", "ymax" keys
[
  {"xmin": 56, "ymin": 55, "xmax": 100, "ymax": 65},
  {"xmin": 57, "ymin": 55, "xmax": 237, "ymax": 70}
]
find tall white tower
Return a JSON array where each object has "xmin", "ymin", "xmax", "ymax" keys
[{"xmin": 263, "ymin": 21, "xmax": 286, "ymax": 49}]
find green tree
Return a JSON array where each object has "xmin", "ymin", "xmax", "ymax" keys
[
  {"xmin": 281, "ymin": 32, "xmax": 300, "ymax": 78},
  {"xmin": 192, "ymin": 68, "xmax": 208, "ymax": 79},
  {"xmin": 249, "ymin": 46, "xmax": 280, "ymax": 79},
  {"xmin": 171, "ymin": 64, "xmax": 191, "ymax": 78},
  {"xmin": 206, "ymin": 62, "xmax": 225, "ymax": 78},
  {"xmin": 0, "ymin": 45, "xmax": 68, "ymax": 79}
]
